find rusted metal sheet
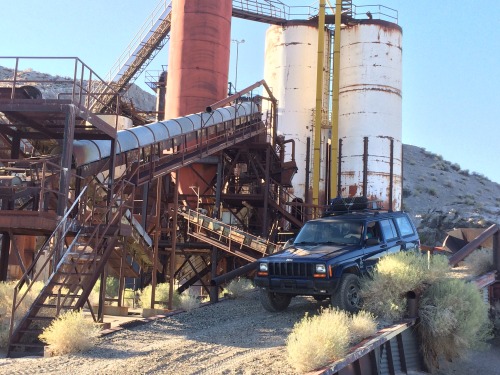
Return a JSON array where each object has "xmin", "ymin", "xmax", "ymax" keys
[
  {"xmin": 316, "ymin": 320, "xmax": 426, "ymax": 375},
  {"xmin": 165, "ymin": 0, "xmax": 231, "ymax": 119},
  {"xmin": 448, "ymin": 224, "xmax": 499, "ymax": 266}
]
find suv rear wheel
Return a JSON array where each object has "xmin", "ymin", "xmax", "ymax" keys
[
  {"xmin": 331, "ymin": 274, "xmax": 361, "ymax": 313},
  {"xmin": 259, "ymin": 290, "xmax": 292, "ymax": 312}
]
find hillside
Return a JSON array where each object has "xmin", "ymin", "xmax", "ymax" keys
[
  {"xmin": 402, "ymin": 144, "xmax": 500, "ymax": 246},
  {"xmin": 1, "ymin": 67, "xmax": 498, "ymax": 247}
]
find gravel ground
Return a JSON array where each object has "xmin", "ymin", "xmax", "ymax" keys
[
  {"xmin": 0, "ymin": 290, "xmax": 498, "ymax": 375},
  {"xmin": 0, "ymin": 292, "xmax": 317, "ymax": 375}
]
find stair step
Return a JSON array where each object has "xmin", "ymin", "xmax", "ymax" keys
[
  {"xmin": 8, "ymin": 350, "xmax": 44, "ymax": 358},
  {"xmin": 58, "ymin": 272, "xmax": 94, "ymax": 276},
  {"xmin": 35, "ymin": 303, "xmax": 74, "ymax": 309},
  {"xmin": 26, "ymin": 316, "xmax": 54, "ymax": 321},
  {"xmin": 45, "ymin": 293, "xmax": 81, "ymax": 298},
  {"xmin": 10, "ymin": 342, "xmax": 45, "ymax": 348}
]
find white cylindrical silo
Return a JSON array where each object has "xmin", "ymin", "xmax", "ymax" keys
[
  {"xmin": 338, "ymin": 20, "xmax": 403, "ymax": 210},
  {"xmin": 264, "ymin": 23, "xmax": 331, "ymax": 204}
]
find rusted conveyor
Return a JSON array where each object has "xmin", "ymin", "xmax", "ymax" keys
[{"xmin": 180, "ymin": 208, "xmax": 279, "ymax": 262}]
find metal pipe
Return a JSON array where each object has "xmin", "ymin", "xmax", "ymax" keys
[
  {"xmin": 362, "ymin": 137, "xmax": 368, "ymax": 197},
  {"xmin": 330, "ymin": 0, "xmax": 342, "ymax": 198},
  {"xmin": 210, "ymin": 261, "xmax": 258, "ymax": 287},
  {"xmin": 337, "ymin": 138, "xmax": 342, "ymax": 197},
  {"xmin": 389, "ymin": 138, "xmax": 394, "ymax": 211},
  {"xmin": 312, "ymin": 0, "xmax": 326, "ymax": 210},
  {"xmin": 494, "ymin": 230, "xmax": 500, "ymax": 277}
]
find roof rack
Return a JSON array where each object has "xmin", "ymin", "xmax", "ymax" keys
[{"xmin": 322, "ymin": 196, "xmax": 382, "ymax": 217}]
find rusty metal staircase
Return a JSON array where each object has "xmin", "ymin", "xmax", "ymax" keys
[
  {"xmin": 90, "ymin": 0, "xmax": 173, "ymax": 113},
  {"xmin": 6, "ymin": 179, "xmax": 134, "ymax": 356}
]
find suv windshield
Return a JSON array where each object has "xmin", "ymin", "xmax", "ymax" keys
[{"xmin": 293, "ymin": 220, "xmax": 364, "ymax": 246}]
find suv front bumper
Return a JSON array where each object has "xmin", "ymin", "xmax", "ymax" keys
[{"xmin": 254, "ymin": 276, "xmax": 339, "ymax": 296}]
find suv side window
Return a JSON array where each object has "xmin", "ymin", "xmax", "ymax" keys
[
  {"xmin": 379, "ymin": 219, "xmax": 398, "ymax": 241},
  {"xmin": 395, "ymin": 216, "xmax": 415, "ymax": 237}
]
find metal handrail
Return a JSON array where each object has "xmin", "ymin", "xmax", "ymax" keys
[
  {"xmin": 103, "ymin": 0, "xmax": 172, "ymax": 84},
  {"xmin": 8, "ymin": 184, "xmax": 88, "ymax": 342},
  {"xmin": 0, "ymin": 56, "xmax": 120, "ymax": 117}
]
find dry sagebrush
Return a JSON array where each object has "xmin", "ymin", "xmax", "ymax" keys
[
  {"xmin": 139, "ymin": 283, "xmax": 180, "ymax": 309},
  {"xmin": 0, "ymin": 281, "xmax": 44, "ymax": 348},
  {"xmin": 178, "ymin": 293, "xmax": 201, "ymax": 311},
  {"xmin": 286, "ymin": 309, "xmax": 377, "ymax": 373},
  {"xmin": 462, "ymin": 248, "xmax": 494, "ymax": 277},
  {"xmin": 222, "ymin": 278, "xmax": 254, "ymax": 298},
  {"xmin": 39, "ymin": 310, "xmax": 100, "ymax": 355},
  {"xmin": 418, "ymin": 278, "xmax": 492, "ymax": 369},
  {"xmin": 361, "ymin": 252, "xmax": 450, "ymax": 322}
]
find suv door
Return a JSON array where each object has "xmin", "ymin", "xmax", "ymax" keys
[
  {"xmin": 379, "ymin": 218, "xmax": 403, "ymax": 256},
  {"xmin": 362, "ymin": 220, "xmax": 387, "ymax": 273},
  {"xmin": 393, "ymin": 215, "xmax": 420, "ymax": 251}
]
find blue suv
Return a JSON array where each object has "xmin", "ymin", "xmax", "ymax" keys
[{"xmin": 254, "ymin": 210, "xmax": 419, "ymax": 312}]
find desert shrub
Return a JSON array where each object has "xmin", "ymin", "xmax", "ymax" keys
[
  {"xmin": 222, "ymin": 278, "xmax": 254, "ymax": 298},
  {"xmin": 450, "ymin": 162, "xmax": 461, "ymax": 171},
  {"xmin": 0, "ymin": 281, "xmax": 44, "ymax": 348},
  {"xmin": 39, "ymin": 310, "xmax": 100, "ymax": 355},
  {"xmin": 286, "ymin": 308, "xmax": 377, "ymax": 373},
  {"xmin": 178, "ymin": 293, "xmax": 200, "ymax": 311},
  {"xmin": 418, "ymin": 278, "xmax": 492, "ymax": 369},
  {"xmin": 122, "ymin": 288, "xmax": 138, "ymax": 308},
  {"xmin": 138, "ymin": 283, "xmax": 180, "ymax": 309},
  {"xmin": 427, "ymin": 188, "xmax": 437, "ymax": 196},
  {"xmin": 89, "ymin": 277, "xmax": 119, "ymax": 306},
  {"xmin": 462, "ymin": 248, "xmax": 494, "ymax": 276},
  {"xmin": 349, "ymin": 310, "xmax": 377, "ymax": 343},
  {"xmin": 361, "ymin": 252, "xmax": 450, "ymax": 322}
]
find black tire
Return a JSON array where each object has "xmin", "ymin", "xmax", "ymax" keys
[
  {"xmin": 259, "ymin": 289, "xmax": 292, "ymax": 312},
  {"xmin": 331, "ymin": 274, "xmax": 362, "ymax": 313}
]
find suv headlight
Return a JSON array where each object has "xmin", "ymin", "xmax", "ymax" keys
[
  {"xmin": 315, "ymin": 264, "xmax": 326, "ymax": 274},
  {"xmin": 259, "ymin": 263, "xmax": 268, "ymax": 272}
]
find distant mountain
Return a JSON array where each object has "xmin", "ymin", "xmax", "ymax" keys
[{"xmin": 2, "ymin": 67, "xmax": 497, "ymax": 247}]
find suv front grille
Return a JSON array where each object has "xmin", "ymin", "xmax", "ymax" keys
[{"xmin": 268, "ymin": 262, "xmax": 315, "ymax": 278}]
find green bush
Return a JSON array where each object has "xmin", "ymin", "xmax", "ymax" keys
[
  {"xmin": 139, "ymin": 283, "xmax": 180, "ymax": 309},
  {"xmin": 418, "ymin": 278, "xmax": 493, "ymax": 369},
  {"xmin": 286, "ymin": 308, "xmax": 377, "ymax": 373},
  {"xmin": 39, "ymin": 310, "xmax": 100, "ymax": 355},
  {"xmin": 222, "ymin": 278, "xmax": 254, "ymax": 298},
  {"xmin": 361, "ymin": 252, "xmax": 450, "ymax": 322}
]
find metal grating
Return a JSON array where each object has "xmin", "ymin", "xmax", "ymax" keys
[{"xmin": 268, "ymin": 261, "xmax": 315, "ymax": 277}]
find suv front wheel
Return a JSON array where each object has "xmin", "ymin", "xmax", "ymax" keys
[
  {"xmin": 331, "ymin": 274, "xmax": 362, "ymax": 313},
  {"xmin": 259, "ymin": 290, "xmax": 292, "ymax": 312}
]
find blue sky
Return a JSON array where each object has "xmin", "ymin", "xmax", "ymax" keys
[{"xmin": 2, "ymin": 1, "xmax": 500, "ymax": 183}]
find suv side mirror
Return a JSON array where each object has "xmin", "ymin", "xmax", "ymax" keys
[{"xmin": 365, "ymin": 238, "xmax": 380, "ymax": 247}]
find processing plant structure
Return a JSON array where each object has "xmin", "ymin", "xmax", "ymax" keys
[{"xmin": 0, "ymin": 0, "xmax": 402, "ymax": 356}]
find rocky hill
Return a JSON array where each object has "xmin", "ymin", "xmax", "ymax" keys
[
  {"xmin": 402, "ymin": 144, "xmax": 500, "ymax": 246},
  {"xmin": 1, "ymin": 67, "xmax": 498, "ymax": 247}
]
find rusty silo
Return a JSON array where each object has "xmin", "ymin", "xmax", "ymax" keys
[
  {"xmin": 165, "ymin": 0, "xmax": 232, "ymax": 197},
  {"xmin": 338, "ymin": 19, "xmax": 403, "ymax": 210}
]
